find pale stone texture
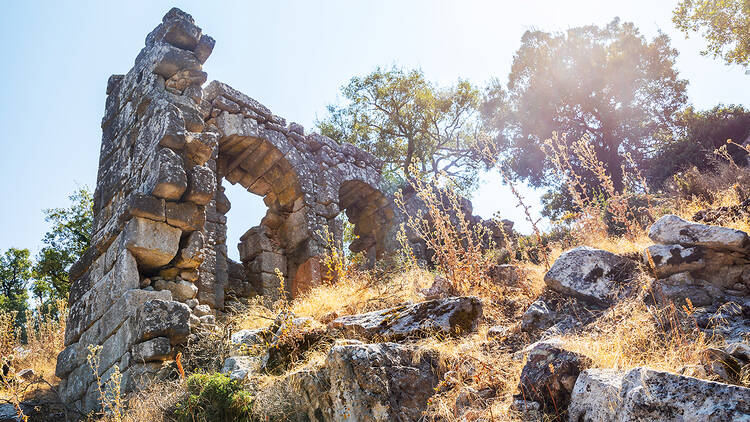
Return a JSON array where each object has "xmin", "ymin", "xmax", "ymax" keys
[
  {"xmin": 569, "ymin": 367, "xmax": 750, "ymax": 421},
  {"xmin": 544, "ymin": 246, "xmax": 637, "ymax": 305}
]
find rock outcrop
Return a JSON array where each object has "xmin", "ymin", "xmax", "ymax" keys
[
  {"xmin": 645, "ymin": 215, "xmax": 750, "ymax": 307},
  {"xmin": 329, "ymin": 296, "xmax": 483, "ymax": 341},
  {"xmin": 544, "ymin": 246, "xmax": 638, "ymax": 305},
  {"xmin": 569, "ymin": 367, "xmax": 750, "ymax": 421}
]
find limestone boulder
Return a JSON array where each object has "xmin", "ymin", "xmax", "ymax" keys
[
  {"xmin": 521, "ymin": 298, "xmax": 555, "ymax": 333},
  {"xmin": 163, "ymin": 279, "xmax": 198, "ymax": 302},
  {"xmin": 515, "ymin": 341, "xmax": 591, "ymax": 412},
  {"xmin": 569, "ymin": 367, "xmax": 750, "ymax": 421},
  {"xmin": 330, "ymin": 296, "xmax": 483, "ymax": 341},
  {"xmin": 649, "ymin": 214, "xmax": 750, "ymax": 252},
  {"xmin": 165, "ymin": 201, "xmax": 205, "ymax": 232},
  {"xmin": 173, "ymin": 230, "xmax": 204, "ymax": 269},
  {"xmin": 123, "ymin": 217, "xmax": 182, "ymax": 270},
  {"xmin": 644, "ymin": 244, "xmax": 706, "ymax": 278},
  {"xmin": 544, "ymin": 246, "xmax": 637, "ymax": 305}
]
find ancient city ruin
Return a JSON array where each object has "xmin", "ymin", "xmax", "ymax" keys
[{"xmin": 54, "ymin": 8, "xmax": 504, "ymax": 411}]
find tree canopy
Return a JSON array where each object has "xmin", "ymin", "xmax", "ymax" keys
[
  {"xmin": 317, "ymin": 67, "xmax": 490, "ymax": 192},
  {"xmin": 648, "ymin": 105, "xmax": 750, "ymax": 186},
  {"xmin": 32, "ymin": 187, "xmax": 93, "ymax": 305},
  {"xmin": 482, "ymin": 19, "xmax": 688, "ymax": 199},
  {"xmin": 0, "ymin": 247, "xmax": 32, "ymax": 327},
  {"xmin": 673, "ymin": 0, "xmax": 750, "ymax": 67}
]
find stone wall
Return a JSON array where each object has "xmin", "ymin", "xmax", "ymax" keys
[{"xmin": 58, "ymin": 7, "xmax": 509, "ymax": 411}]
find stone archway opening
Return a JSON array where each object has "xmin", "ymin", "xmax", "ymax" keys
[
  {"xmin": 214, "ymin": 120, "xmax": 311, "ymax": 301},
  {"xmin": 338, "ymin": 180, "xmax": 394, "ymax": 267}
]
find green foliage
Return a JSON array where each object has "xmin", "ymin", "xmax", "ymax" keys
[
  {"xmin": 317, "ymin": 67, "xmax": 490, "ymax": 192},
  {"xmin": 32, "ymin": 187, "xmax": 93, "ymax": 306},
  {"xmin": 483, "ymin": 18, "xmax": 687, "ymax": 200},
  {"xmin": 673, "ymin": 0, "xmax": 750, "ymax": 67},
  {"xmin": 175, "ymin": 373, "xmax": 254, "ymax": 422},
  {"xmin": 649, "ymin": 105, "xmax": 750, "ymax": 187},
  {"xmin": 0, "ymin": 248, "xmax": 32, "ymax": 330}
]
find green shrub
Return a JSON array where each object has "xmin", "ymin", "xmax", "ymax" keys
[{"xmin": 175, "ymin": 373, "xmax": 253, "ymax": 422}]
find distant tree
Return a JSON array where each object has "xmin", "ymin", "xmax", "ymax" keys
[
  {"xmin": 317, "ymin": 67, "xmax": 491, "ymax": 192},
  {"xmin": 673, "ymin": 0, "xmax": 750, "ymax": 67},
  {"xmin": 482, "ymin": 19, "xmax": 687, "ymax": 213},
  {"xmin": 0, "ymin": 248, "xmax": 32, "ymax": 328},
  {"xmin": 649, "ymin": 105, "xmax": 750, "ymax": 186},
  {"xmin": 32, "ymin": 187, "xmax": 93, "ymax": 305}
]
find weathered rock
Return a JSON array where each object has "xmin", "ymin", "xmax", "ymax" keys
[
  {"xmin": 521, "ymin": 298, "xmax": 554, "ymax": 333},
  {"xmin": 644, "ymin": 244, "xmax": 706, "ymax": 278},
  {"xmin": 330, "ymin": 296, "xmax": 483, "ymax": 341},
  {"xmin": 419, "ymin": 275, "xmax": 455, "ymax": 300},
  {"xmin": 299, "ymin": 341, "xmax": 440, "ymax": 422},
  {"xmin": 489, "ymin": 264, "xmax": 522, "ymax": 286},
  {"xmin": 165, "ymin": 201, "xmax": 204, "ymax": 231},
  {"xmin": 649, "ymin": 214, "xmax": 750, "ymax": 252},
  {"xmin": 173, "ymin": 230, "xmax": 204, "ymax": 269},
  {"xmin": 123, "ymin": 217, "xmax": 181, "ymax": 270},
  {"xmin": 222, "ymin": 356, "xmax": 263, "ymax": 381},
  {"xmin": 151, "ymin": 148, "xmax": 187, "ymax": 200},
  {"xmin": 193, "ymin": 304, "xmax": 211, "ymax": 317},
  {"xmin": 131, "ymin": 337, "xmax": 172, "ymax": 362},
  {"xmin": 569, "ymin": 367, "xmax": 750, "ymax": 421},
  {"xmin": 164, "ymin": 279, "xmax": 198, "ymax": 302},
  {"xmin": 136, "ymin": 300, "xmax": 191, "ymax": 345},
  {"xmin": 128, "ymin": 194, "xmax": 165, "ymax": 222},
  {"xmin": 184, "ymin": 165, "xmax": 216, "ymax": 205},
  {"xmin": 515, "ymin": 341, "xmax": 591, "ymax": 412},
  {"xmin": 544, "ymin": 246, "xmax": 637, "ymax": 305}
]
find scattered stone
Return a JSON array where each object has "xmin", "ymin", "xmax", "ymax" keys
[
  {"xmin": 16, "ymin": 368, "xmax": 35, "ymax": 381},
  {"xmin": 222, "ymin": 356, "xmax": 263, "ymax": 381},
  {"xmin": 164, "ymin": 279, "xmax": 198, "ymax": 302},
  {"xmin": 569, "ymin": 367, "xmax": 750, "ymax": 421},
  {"xmin": 193, "ymin": 304, "xmax": 211, "ymax": 317},
  {"xmin": 419, "ymin": 275, "xmax": 455, "ymax": 300},
  {"xmin": 644, "ymin": 244, "xmax": 706, "ymax": 278},
  {"xmin": 330, "ymin": 296, "xmax": 483, "ymax": 341},
  {"xmin": 515, "ymin": 341, "xmax": 591, "ymax": 412},
  {"xmin": 521, "ymin": 298, "xmax": 554, "ymax": 332},
  {"xmin": 544, "ymin": 246, "xmax": 637, "ymax": 305},
  {"xmin": 649, "ymin": 214, "xmax": 750, "ymax": 252}
]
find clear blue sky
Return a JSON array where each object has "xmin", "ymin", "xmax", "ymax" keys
[{"xmin": 1, "ymin": 1, "xmax": 748, "ymax": 261}]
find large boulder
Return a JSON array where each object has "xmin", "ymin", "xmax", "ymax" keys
[
  {"xmin": 644, "ymin": 244, "xmax": 706, "ymax": 278},
  {"xmin": 544, "ymin": 247, "xmax": 637, "ymax": 305},
  {"xmin": 569, "ymin": 367, "xmax": 750, "ymax": 421},
  {"xmin": 330, "ymin": 296, "xmax": 483, "ymax": 341},
  {"xmin": 515, "ymin": 341, "xmax": 591, "ymax": 412},
  {"xmin": 649, "ymin": 214, "xmax": 750, "ymax": 252},
  {"xmin": 283, "ymin": 341, "xmax": 440, "ymax": 422}
]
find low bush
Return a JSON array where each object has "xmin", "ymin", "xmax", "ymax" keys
[{"xmin": 175, "ymin": 373, "xmax": 253, "ymax": 422}]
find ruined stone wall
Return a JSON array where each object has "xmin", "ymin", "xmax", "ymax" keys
[{"xmin": 58, "ymin": 8, "xmax": 510, "ymax": 411}]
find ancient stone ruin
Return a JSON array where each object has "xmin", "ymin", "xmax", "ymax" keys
[{"xmin": 55, "ymin": 8, "xmax": 507, "ymax": 412}]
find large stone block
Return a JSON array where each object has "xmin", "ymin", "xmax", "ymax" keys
[
  {"xmin": 136, "ymin": 299, "xmax": 191, "ymax": 345},
  {"xmin": 123, "ymin": 216, "xmax": 182, "ymax": 271},
  {"xmin": 649, "ymin": 214, "xmax": 750, "ymax": 252},
  {"xmin": 185, "ymin": 165, "xmax": 216, "ymax": 205},
  {"xmin": 173, "ymin": 230, "xmax": 205, "ymax": 269},
  {"xmin": 152, "ymin": 148, "xmax": 187, "ymax": 200},
  {"xmin": 166, "ymin": 201, "xmax": 205, "ymax": 231}
]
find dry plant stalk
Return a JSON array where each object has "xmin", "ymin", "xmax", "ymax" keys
[
  {"xmin": 86, "ymin": 345, "xmax": 124, "ymax": 421},
  {"xmin": 395, "ymin": 169, "xmax": 495, "ymax": 295}
]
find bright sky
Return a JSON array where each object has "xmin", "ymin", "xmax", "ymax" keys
[{"xmin": 1, "ymin": 1, "xmax": 748, "ymax": 261}]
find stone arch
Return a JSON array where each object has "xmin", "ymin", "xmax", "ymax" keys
[
  {"xmin": 338, "ymin": 179, "xmax": 394, "ymax": 265},
  {"xmin": 212, "ymin": 110, "xmax": 317, "ymax": 299}
]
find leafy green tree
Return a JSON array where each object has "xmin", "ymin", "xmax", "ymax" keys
[
  {"xmin": 0, "ymin": 248, "xmax": 32, "ymax": 328},
  {"xmin": 482, "ymin": 19, "xmax": 687, "ymax": 209},
  {"xmin": 317, "ymin": 67, "xmax": 490, "ymax": 192},
  {"xmin": 32, "ymin": 187, "xmax": 93, "ymax": 304},
  {"xmin": 649, "ymin": 105, "xmax": 750, "ymax": 186},
  {"xmin": 673, "ymin": 0, "xmax": 750, "ymax": 67}
]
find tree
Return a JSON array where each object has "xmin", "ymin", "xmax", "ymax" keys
[
  {"xmin": 673, "ymin": 0, "xmax": 750, "ymax": 67},
  {"xmin": 482, "ymin": 19, "xmax": 687, "ymax": 210},
  {"xmin": 32, "ymin": 187, "xmax": 93, "ymax": 304},
  {"xmin": 0, "ymin": 248, "xmax": 32, "ymax": 328},
  {"xmin": 649, "ymin": 105, "xmax": 750, "ymax": 186},
  {"xmin": 317, "ymin": 67, "xmax": 490, "ymax": 192}
]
